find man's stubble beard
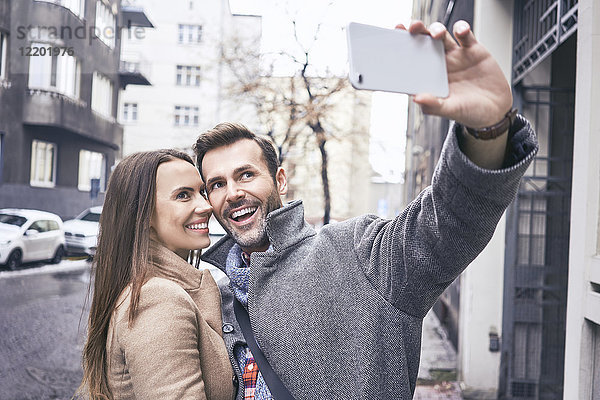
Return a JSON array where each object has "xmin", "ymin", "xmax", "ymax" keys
[{"xmin": 219, "ymin": 187, "xmax": 282, "ymax": 251}]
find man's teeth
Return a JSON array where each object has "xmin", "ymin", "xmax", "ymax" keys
[
  {"xmin": 231, "ymin": 207, "xmax": 257, "ymax": 219},
  {"xmin": 186, "ymin": 222, "xmax": 208, "ymax": 230}
]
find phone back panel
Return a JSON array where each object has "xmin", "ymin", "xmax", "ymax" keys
[{"xmin": 346, "ymin": 22, "xmax": 449, "ymax": 97}]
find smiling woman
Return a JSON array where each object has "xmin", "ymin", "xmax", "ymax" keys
[{"xmin": 78, "ymin": 149, "xmax": 233, "ymax": 400}]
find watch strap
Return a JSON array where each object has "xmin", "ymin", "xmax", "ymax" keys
[{"xmin": 465, "ymin": 108, "xmax": 518, "ymax": 140}]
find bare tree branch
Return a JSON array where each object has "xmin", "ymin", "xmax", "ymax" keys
[{"xmin": 219, "ymin": 13, "xmax": 366, "ymax": 225}]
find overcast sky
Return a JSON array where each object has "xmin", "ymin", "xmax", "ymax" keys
[{"xmin": 228, "ymin": 0, "xmax": 413, "ymax": 183}]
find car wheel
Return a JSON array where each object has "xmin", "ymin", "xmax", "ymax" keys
[
  {"xmin": 7, "ymin": 249, "xmax": 22, "ymax": 270},
  {"xmin": 50, "ymin": 245, "xmax": 65, "ymax": 264}
]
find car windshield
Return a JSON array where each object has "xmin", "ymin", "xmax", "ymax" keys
[
  {"xmin": 80, "ymin": 212, "xmax": 101, "ymax": 222},
  {"xmin": 0, "ymin": 213, "xmax": 27, "ymax": 227}
]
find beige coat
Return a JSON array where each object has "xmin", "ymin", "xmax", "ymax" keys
[{"xmin": 106, "ymin": 241, "xmax": 234, "ymax": 400}]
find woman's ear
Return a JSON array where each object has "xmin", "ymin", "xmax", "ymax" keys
[{"xmin": 275, "ymin": 167, "xmax": 288, "ymax": 196}]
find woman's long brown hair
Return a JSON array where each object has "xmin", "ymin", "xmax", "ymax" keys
[{"xmin": 78, "ymin": 149, "xmax": 195, "ymax": 400}]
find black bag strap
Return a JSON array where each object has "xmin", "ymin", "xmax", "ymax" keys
[{"xmin": 233, "ymin": 298, "xmax": 295, "ymax": 400}]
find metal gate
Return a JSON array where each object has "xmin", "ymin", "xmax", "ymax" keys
[{"xmin": 499, "ymin": 86, "xmax": 574, "ymax": 399}]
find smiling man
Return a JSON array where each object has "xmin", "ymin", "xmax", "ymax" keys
[{"xmin": 195, "ymin": 21, "xmax": 538, "ymax": 400}]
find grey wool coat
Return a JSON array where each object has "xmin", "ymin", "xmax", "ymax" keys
[{"xmin": 202, "ymin": 116, "xmax": 538, "ymax": 400}]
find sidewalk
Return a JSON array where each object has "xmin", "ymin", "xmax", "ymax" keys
[{"xmin": 414, "ymin": 309, "xmax": 463, "ymax": 399}]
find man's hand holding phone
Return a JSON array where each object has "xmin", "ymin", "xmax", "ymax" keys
[
  {"xmin": 403, "ymin": 20, "xmax": 512, "ymax": 131},
  {"xmin": 347, "ymin": 20, "xmax": 513, "ymax": 131}
]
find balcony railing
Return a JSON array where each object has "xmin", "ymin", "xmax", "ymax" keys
[
  {"xmin": 119, "ymin": 60, "xmax": 151, "ymax": 88},
  {"xmin": 27, "ymin": 88, "xmax": 87, "ymax": 108},
  {"xmin": 512, "ymin": 0, "xmax": 578, "ymax": 84},
  {"xmin": 23, "ymin": 88, "xmax": 121, "ymax": 148}
]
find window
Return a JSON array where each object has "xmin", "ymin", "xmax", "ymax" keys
[
  {"xmin": 91, "ymin": 72, "xmax": 113, "ymax": 118},
  {"xmin": 121, "ymin": 61, "xmax": 140, "ymax": 72},
  {"xmin": 28, "ymin": 42, "xmax": 80, "ymax": 98},
  {"xmin": 0, "ymin": 32, "xmax": 7, "ymax": 80},
  {"xmin": 30, "ymin": 140, "xmax": 56, "ymax": 187},
  {"xmin": 80, "ymin": 210, "xmax": 101, "ymax": 222},
  {"xmin": 78, "ymin": 150, "xmax": 105, "ymax": 191},
  {"xmin": 122, "ymin": 102, "xmax": 138, "ymax": 122},
  {"xmin": 29, "ymin": 220, "xmax": 49, "ymax": 233},
  {"xmin": 0, "ymin": 213, "xmax": 27, "ymax": 227},
  {"xmin": 95, "ymin": 1, "xmax": 116, "ymax": 48},
  {"xmin": 28, "ymin": 219, "xmax": 59, "ymax": 232},
  {"xmin": 35, "ymin": 0, "xmax": 85, "ymax": 17},
  {"xmin": 176, "ymin": 65, "xmax": 201, "ymax": 86},
  {"xmin": 178, "ymin": 24, "xmax": 202, "ymax": 44},
  {"xmin": 174, "ymin": 105, "xmax": 199, "ymax": 127}
]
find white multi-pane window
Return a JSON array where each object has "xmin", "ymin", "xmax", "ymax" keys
[
  {"xmin": 0, "ymin": 32, "xmax": 7, "ymax": 80},
  {"xmin": 176, "ymin": 65, "xmax": 201, "ymax": 86},
  {"xmin": 178, "ymin": 24, "xmax": 202, "ymax": 44},
  {"xmin": 91, "ymin": 72, "xmax": 113, "ymax": 118},
  {"xmin": 36, "ymin": 0, "xmax": 85, "ymax": 17},
  {"xmin": 174, "ymin": 105, "xmax": 199, "ymax": 127},
  {"xmin": 122, "ymin": 102, "xmax": 138, "ymax": 122},
  {"xmin": 95, "ymin": 1, "xmax": 116, "ymax": 48},
  {"xmin": 78, "ymin": 150, "xmax": 105, "ymax": 191},
  {"xmin": 27, "ymin": 43, "xmax": 80, "ymax": 98},
  {"xmin": 30, "ymin": 140, "xmax": 56, "ymax": 187}
]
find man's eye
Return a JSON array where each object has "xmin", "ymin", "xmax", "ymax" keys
[
  {"xmin": 210, "ymin": 182, "xmax": 223, "ymax": 190},
  {"xmin": 242, "ymin": 172, "xmax": 253, "ymax": 179}
]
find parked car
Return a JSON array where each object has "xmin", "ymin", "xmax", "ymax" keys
[
  {"xmin": 63, "ymin": 206, "xmax": 102, "ymax": 257},
  {"xmin": 0, "ymin": 209, "xmax": 66, "ymax": 270}
]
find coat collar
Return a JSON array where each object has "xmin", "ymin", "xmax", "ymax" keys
[
  {"xmin": 201, "ymin": 200, "xmax": 316, "ymax": 271},
  {"xmin": 149, "ymin": 239, "xmax": 206, "ymax": 291}
]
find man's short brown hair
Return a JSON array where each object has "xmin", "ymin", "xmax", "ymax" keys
[{"xmin": 193, "ymin": 122, "xmax": 280, "ymax": 182}]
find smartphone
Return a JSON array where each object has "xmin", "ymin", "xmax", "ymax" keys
[{"xmin": 346, "ymin": 22, "xmax": 448, "ymax": 97}]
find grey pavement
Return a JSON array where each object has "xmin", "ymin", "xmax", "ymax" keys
[{"xmin": 414, "ymin": 309, "xmax": 463, "ymax": 399}]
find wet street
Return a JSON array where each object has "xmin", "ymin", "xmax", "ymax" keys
[
  {"xmin": 0, "ymin": 260, "xmax": 462, "ymax": 400},
  {"xmin": 0, "ymin": 261, "xmax": 90, "ymax": 400}
]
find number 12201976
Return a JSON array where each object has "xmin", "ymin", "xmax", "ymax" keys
[{"xmin": 19, "ymin": 46, "xmax": 74, "ymax": 56}]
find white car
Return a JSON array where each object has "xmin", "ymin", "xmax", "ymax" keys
[
  {"xmin": 0, "ymin": 209, "xmax": 66, "ymax": 270},
  {"xmin": 63, "ymin": 206, "xmax": 102, "ymax": 257}
]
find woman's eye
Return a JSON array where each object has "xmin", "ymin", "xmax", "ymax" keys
[{"xmin": 176, "ymin": 192, "xmax": 190, "ymax": 200}]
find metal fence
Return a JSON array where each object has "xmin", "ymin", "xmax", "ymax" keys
[{"xmin": 500, "ymin": 86, "xmax": 574, "ymax": 399}]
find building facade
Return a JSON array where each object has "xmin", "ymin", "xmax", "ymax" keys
[
  {"xmin": 562, "ymin": 0, "xmax": 600, "ymax": 397},
  {"xmin": 0, "ymin": 0, "xmax": 149, "ymax": 219},
  {"xmin": 408, "ymin": 0, "xmax": 475, "ymax": 366},
  {"xmin": 407, "ymin": 1, "xmax": 599, "ymax": 399},
  {"xmin": 117, "ymin": 0, "xmax": 261, "ymax": 156}
]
